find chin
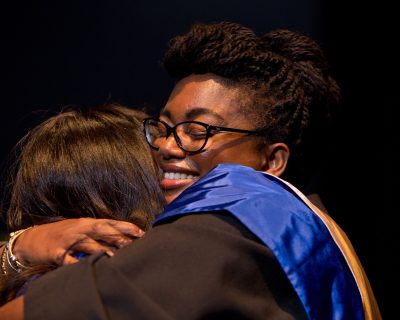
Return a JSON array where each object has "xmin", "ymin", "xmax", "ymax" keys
[
  {"xmin": 164, "ymin": 191, "xmax": 180, "ymax": 204},
  {"xmin": 164, "ymin": 188, "xmax": 186, "ymax": 204}
]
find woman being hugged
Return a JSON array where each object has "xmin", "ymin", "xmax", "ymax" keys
[
  {"xmin": 1, "ymin": 22, "xmax": 381, "ymax": 319},
  {"xmin": 0, "ymin": 103, "xmax": 165, "ymax": 304}
]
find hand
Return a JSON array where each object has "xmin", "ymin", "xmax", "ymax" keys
[{"xmin": 12, "ymin": 218, "xmax": 144, "ymax": 266}]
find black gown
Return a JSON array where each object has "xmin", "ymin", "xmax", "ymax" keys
[{"xmin": 25, "ymin": 212, "xmax": 308, "ymax": 320}]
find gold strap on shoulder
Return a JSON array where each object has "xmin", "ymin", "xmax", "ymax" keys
[{"xmin": 269, "ymin": 175, "xmax": 382, "ymax": 320}]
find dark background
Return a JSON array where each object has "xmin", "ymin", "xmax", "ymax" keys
[{"xmin": 2, "ymin": 1, "xmax": 395, "ymax": 317}]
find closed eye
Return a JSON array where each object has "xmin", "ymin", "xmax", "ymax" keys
[{"xmin": 186, "ymin": 130, "xmax": 207, "ymax": 139}]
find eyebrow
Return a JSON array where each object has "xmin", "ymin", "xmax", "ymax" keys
[{"xmin": 160, "ymin": 107, "xmax": 225, "ymax": 123}]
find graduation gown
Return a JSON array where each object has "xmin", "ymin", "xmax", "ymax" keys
[{"xmin": 25, "ymin": 164, "xmax": 380, "ymax": 319}]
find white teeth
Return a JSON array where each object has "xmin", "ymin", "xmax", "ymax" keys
[{"xmin": 163, "ymin": 172, "xmax": 194, "ymax": 180}]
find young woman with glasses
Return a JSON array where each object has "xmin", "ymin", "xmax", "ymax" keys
[{"xmin": 0, "ymin": 22, "xmax": 381, "ymax": 319}]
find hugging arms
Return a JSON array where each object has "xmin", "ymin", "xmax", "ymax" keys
[{"xmin": 0, "ymin": 21, "xmax": 381, "ymax": 319}]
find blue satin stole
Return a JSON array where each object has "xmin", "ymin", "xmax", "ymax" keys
[{"xmin": 155, "ymin": 163, "xmax": 363, "ymax": 320}]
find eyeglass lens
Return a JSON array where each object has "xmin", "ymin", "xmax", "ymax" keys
[{"xmin": 145, "ymin": 119, "xmax": 208, "ymax": 152}]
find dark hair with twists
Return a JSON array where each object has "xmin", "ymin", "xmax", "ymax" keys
[{"xmin": 163, "ymin": 22, "xmax": 340, "ymax": 188}]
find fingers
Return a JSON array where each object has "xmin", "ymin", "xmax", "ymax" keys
[
  {"xmin": 11, "ymin": 218, "xmax": 146, "ymax": 267},
  {"xmin": 69, "ymin": 237, "xmax": 117, "ymax": 257},
  {"xmin": 62, "ymin": 253, "xmax": 79, "ymax": 265},
  {"xmin": 61, "ymin": 237, "xmax": 119, "ymax": 265},
  {"xmin": 80, "ymin": 220, "xmax": 140, "ymax": 248},
  {"xmin": 97, "ymin": 219, "xmax": 145, "ymax": 238}
]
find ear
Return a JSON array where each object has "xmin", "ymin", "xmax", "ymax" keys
[{"xmin": 261, "ymin": 142, "xmax": 290, "ymax": 177}]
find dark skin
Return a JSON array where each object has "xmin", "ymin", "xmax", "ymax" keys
[
  {"xmin": 0, "ymin": 74, "xmax": 381, "ymax": 319},
  {"xmin": 0, "ymin": 296, "xmax": 22, "ymax": 319},
  {"xmin": 156, "ymin": 73, "xmax": 289, "ymax": 203},
  {"xmin": 1, "ymin": 18, "xmax": 381, "ymax": 317},
  {"xmin": 7, "ymin": 73, "xmax": 290, "ymax": 269},
  {"xmin": 0, "ymin": 219, "xmax": 145, "ymax": 318},
  {"xmin": 0, "ymin": 74, "xmax": 291, "ymax": 318},
  {"xmin": 11, "ymin": 218, "xmax": 144, "ymax": 266}
]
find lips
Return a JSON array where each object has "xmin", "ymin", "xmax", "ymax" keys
[{"xmin": 159, "ymin": 164, "xmax": 199, "ymax": 191}]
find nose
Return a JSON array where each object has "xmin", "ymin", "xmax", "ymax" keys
[{"xmin": 157, "ymin": 134, "xmax": 186, "ymax": 159}]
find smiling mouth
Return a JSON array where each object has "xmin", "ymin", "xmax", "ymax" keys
[
  {"xmin": 160, "ymin": 171, "xmax": 198, "ymax": 190},
  {"xmin": 163, "ymin": 172, "xmax": 195, "ymax": 180}
]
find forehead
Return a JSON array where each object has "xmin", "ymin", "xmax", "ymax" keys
[{"xmin": 161, "ymin": 74, "xmax": 247, "ymax": 123}]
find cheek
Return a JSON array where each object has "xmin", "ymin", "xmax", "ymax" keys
[
  {"xmin": 191, "ymin": 151, "xmax": 218, "ymax": 176},
  {"xmin": 192, "ymin": 143, "xmax": 262, "ymax": 175}
]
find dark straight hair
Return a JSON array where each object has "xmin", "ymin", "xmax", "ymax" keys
[
  {"xmin": 0, "ymin": 103, "xmax": 166, "ymax": 304},
  {"xmin": 6, "ymin": 103, "xmax": 166, "ymax": 231}
]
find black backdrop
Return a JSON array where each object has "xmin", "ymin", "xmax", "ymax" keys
[{"xmin": 2, "ymin": 1, "xmax": 395, "ymax": 317}]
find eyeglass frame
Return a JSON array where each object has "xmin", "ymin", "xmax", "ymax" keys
[{"xmin": 143, "ymin": 117, "xmax": 261, "ymax": 153}]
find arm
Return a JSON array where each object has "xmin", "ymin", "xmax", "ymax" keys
[
  {"xmin": 12, "ymin": 218, "xmax": 144, "ymax": 266},
  {"xmin": 0, "ymin": 296, "xmax": 24, "ymax": 320},
  {"xmin": 23, "ymin": 213, "xmax": 307, "ymax": 320},
  {"xmin": 0, "ymin": 219, "xmax": 144, "ymax": 306}
]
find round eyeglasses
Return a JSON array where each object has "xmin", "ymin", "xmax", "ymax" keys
[{"xmin": 143, "ymin": 118, "xmax": 260, "ymax": 153}]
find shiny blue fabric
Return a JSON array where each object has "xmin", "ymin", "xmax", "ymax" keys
[{"xmin": 155, "ymin": 164, "xmax": 363, "ymax": 320}]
